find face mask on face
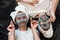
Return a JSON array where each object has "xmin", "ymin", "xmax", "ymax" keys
[
  {"xmin": 38, "ymin": 14, "xmax": 50, "ymax": 30},
  {"xmin": 15, "ymin": 13, "xmax": 28, "ymax": 25}
]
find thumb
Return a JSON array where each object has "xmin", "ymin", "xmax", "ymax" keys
[
  {"xmin": 9, "ymin": 21, "xmax": 15, "ymax": 29},
  {"xmin": 30, "ymin": 17, "xmax": 33, "ymax": 24},
  {"xmin": 10, "ymin": 21, "xmax": 14, "ymax": 25},
  {"xmin": 30, "ymin": 17, "xmax": 33, "ymax": 21}
]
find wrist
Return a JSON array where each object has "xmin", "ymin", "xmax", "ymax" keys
[
  {"xmin": 51, "ymin": 11, "xmax": 55, "ymax": 15},
  {"xmin": 50, "ymin": 12, "xmax": 55, "ymax": 16},
  {"xmin": 31, "ymin": 28, "xmax": 36, "ymax": 31},
  {"xmin": 8, "ymin": 31, "xmax": 15, "ymax": 35}
]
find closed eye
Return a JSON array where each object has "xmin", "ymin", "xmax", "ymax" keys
[
  {"xmin": 22, "ymin": 16, "xmax": 27, "ymax": 19},
  {"xmin": 16, "ymin": 17, "xmax": 21, "ymax": 20}
]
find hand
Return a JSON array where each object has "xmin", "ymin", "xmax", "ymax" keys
[
  {"xmin": 30, "ymin": 18, "xmax": 38, "ymax": 30},
  {"xmin": 48, "ymin": 13, "xmax": 56, "ymax": 22},
  {"xmin": 7, "ymin": 21, "xmax": 15, "ymax": 32}
]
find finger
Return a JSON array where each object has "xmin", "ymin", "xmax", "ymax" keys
[
  {"xmin": 30, "ymin": 17, "xmax": 33, "ymax": 22},
  {"xmin": 30, "ymin": 17, "xmax": 33, "ymax": 25},
  {"xmin": 8, "ymin": 26, "xmax": 13, "ymax": 29},
  {"xmin": 51, "ymin": 16, "xmax": 56, "ymax": 22},
  {"xmin": 7, "ymin": 27, "xmax": 9, "ymax": 31},
  {"xmin": 50, "ymin": 15, "xmax": 56, "ymax": 22},
  {"xmin": 51, "ymin": 18, "xmax": 54, "ymax": 22},
  {"xmin": 49, "ymin": 16, "xmax": 54, "ymax": 22},
  {"xmin": 47, "ymin": 18, "xmax": 51, "ymax": 22},
  {"xmin": 32, "ymin": 20, "xmax": 38, "ymax": 25},
  {"xmin": 10, "ymin": 21, "xmax": 14, "ymax": 25},
  {"xmin": 8, "ymin": 24, "xmax": 15, "ymax": 30}
]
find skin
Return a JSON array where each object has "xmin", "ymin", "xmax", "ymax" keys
[
  {"xmin": 16, "ymin": 0, "xmax": 39, "ymax": 4},
  {"xmin": 49, "ymin": 0, "xmax": 59, "ymax": 22}
]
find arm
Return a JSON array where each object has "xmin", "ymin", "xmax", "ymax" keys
[
  {"xmin": 8, "ymin": 32, "xmax": 15, "ymax": 40},
  {"xmin": 49, "ymin": 0, "xmax": 59, "ymax": 22},
  {"xmin": 51, "ymin": 0, "xmax": 59, "ymax": 13},
  {"xmin": 30, "ymin": 18, "xmax": 41, "ymax": 40},
  {"xmin": 7, "ymin": 21, "xmax": 15, "ymax": 40},
  {"xmin": 32, "ymin": 29, "xmax": 40, "ymax": 40}
]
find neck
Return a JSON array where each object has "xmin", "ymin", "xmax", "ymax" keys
[{"xmin": 18, "ymin": 25, "xmax": 28, "ymax": 31}]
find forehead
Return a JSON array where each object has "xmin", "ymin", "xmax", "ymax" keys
[
  {"xmin": 17, "ymin": 13, "xmax": 25, "ymax": 15},
  {"xmin": 16, "ymin": 12, "xmax": 26, "ymax": 17}
]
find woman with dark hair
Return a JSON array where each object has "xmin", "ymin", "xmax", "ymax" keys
[{"xmin": 0, "ymin": 0, "xmax": 17, "ymax": 40}]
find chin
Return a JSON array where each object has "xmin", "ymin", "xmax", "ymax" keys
[
  {"xmin": 21, "ymin": 23, "xmax": 26, "ymax": 26},
  {"xmin": 19, "ymin": 24, "xmax": 26, "ymax": 27}
]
